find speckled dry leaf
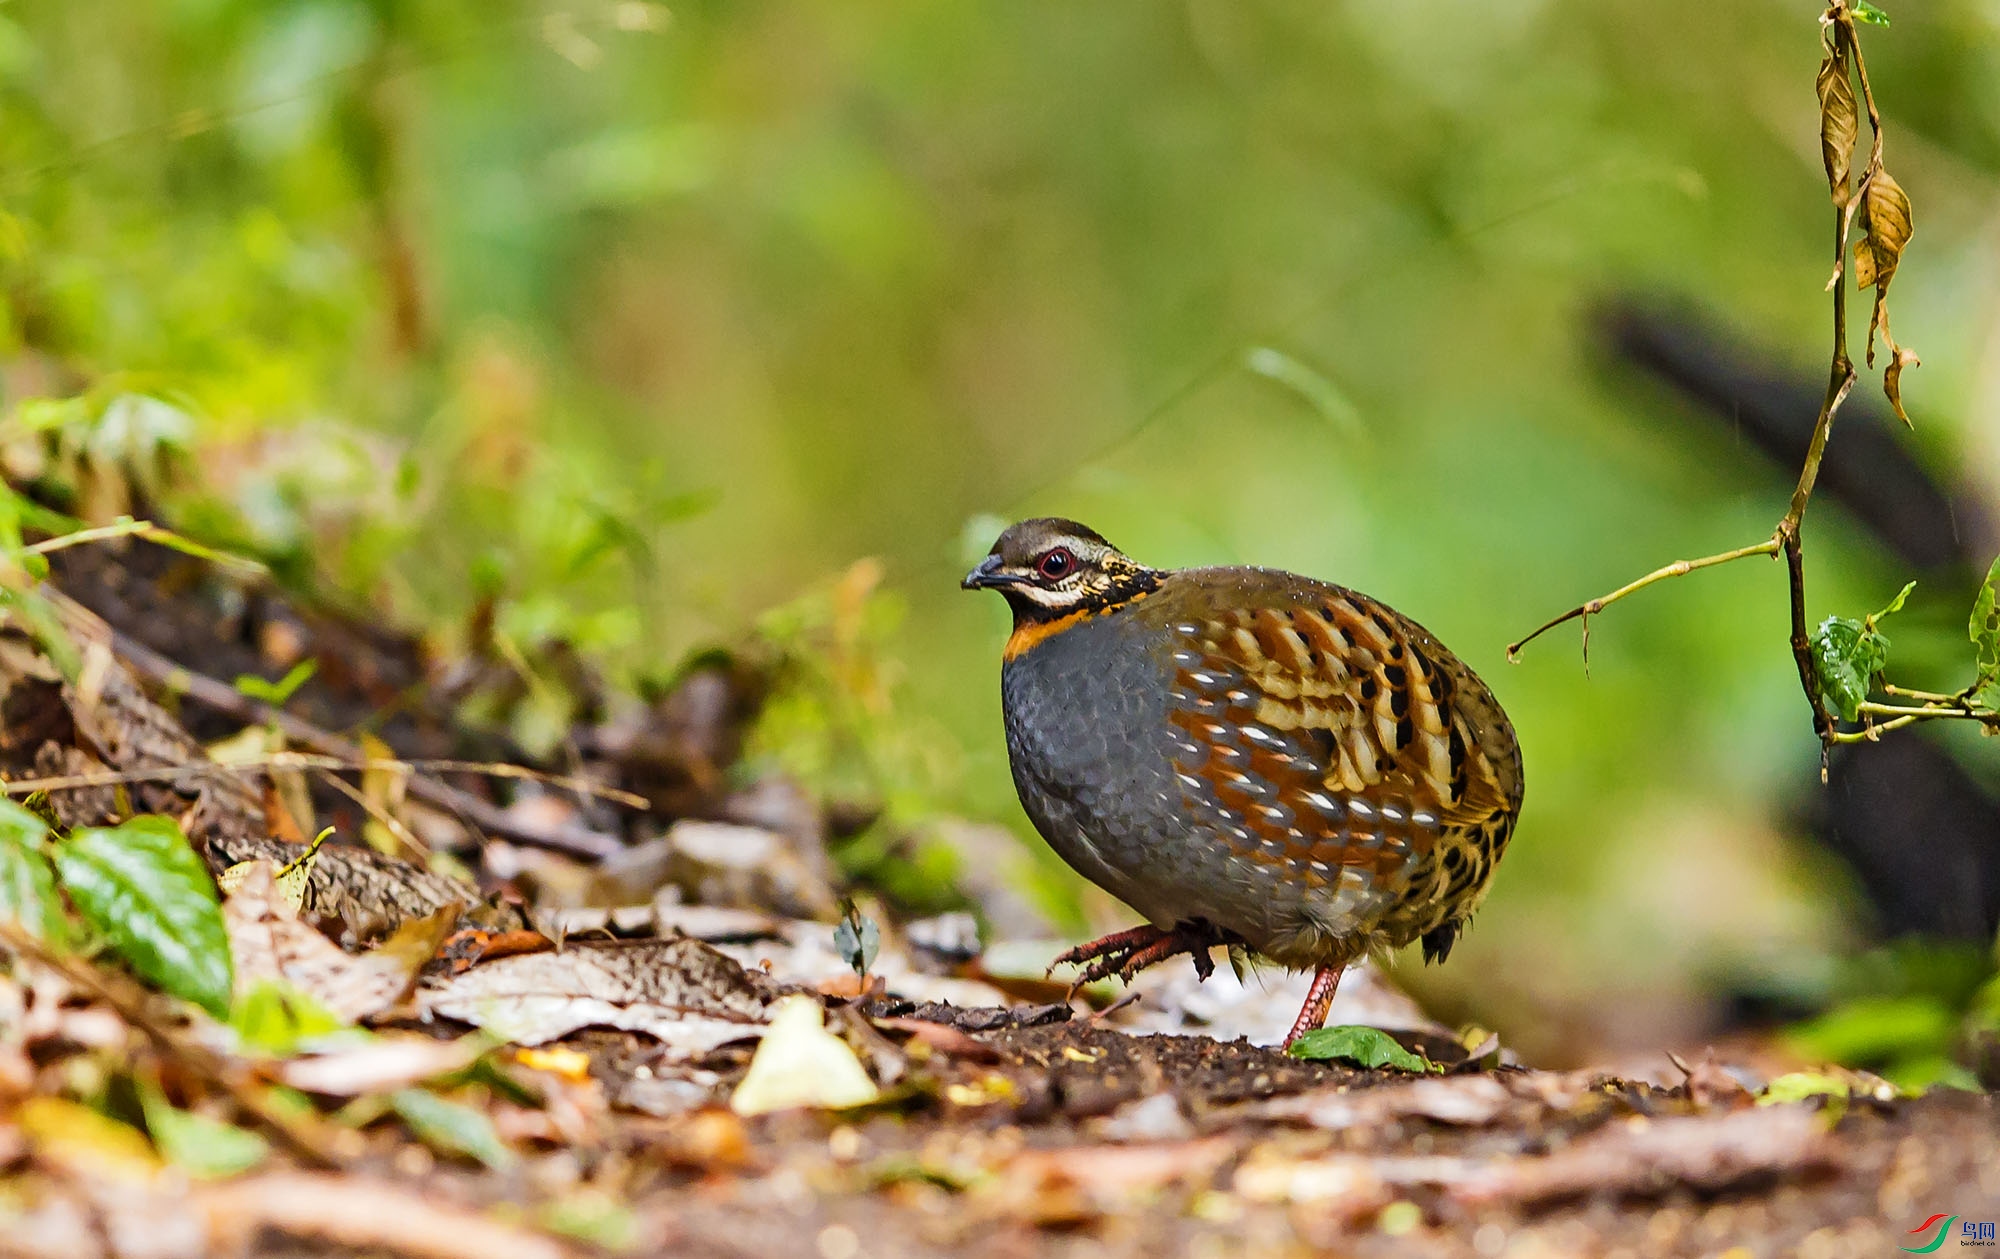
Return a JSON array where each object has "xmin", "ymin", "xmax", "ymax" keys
[
  {"xmin": 1816, "ymin": 52, "xmax": 1856, "ymax": 204},
  {"xmin": 222, "ymin": 861, "xmax": 441, "ymax": 1023},
  {"xmin": 418, "ymin": 936, "xmax": 771, "ymax": 1056}
]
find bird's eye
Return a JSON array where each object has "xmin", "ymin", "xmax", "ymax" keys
[{"xmin": 1036, "ymin": 548, "xmax": 1075, "ymax": 580}]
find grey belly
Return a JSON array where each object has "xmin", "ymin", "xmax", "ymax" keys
[{"xmin": 999, "ymin": 613, "xmax": 1296, "ymax": 941}]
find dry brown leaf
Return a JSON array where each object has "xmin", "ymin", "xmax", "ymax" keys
[
  {"xmin": 1859, "ymin": 166, "xmax": 1913, "ymax": 292},
  {"xmin": 1884, "ymin": 342, "xmax": 1920, "ymax": 427},
  {"xmin": 871, "ymin": 1016, "xmax": 1000, "ymax": 1062},
  {"xmin": 1858, "ymin": 165, "xmax": 1916, "ymax": 370},
  {"xmin": 1852, "ymin": 234, "xmax": 1877, "ymax": 289},
  {"xmin": 417, "ymin": 937, "xmax": 770, "ymax": 1055},
  {"xmin": 223, "ymin": 862, "xmax": 448, "ymax": 1023},
  {"xmin": 1669, "ymin": 1049, "xmax": 1756, "ymax": 1111},
  {"xmin": 1233, "ymin": 1149, "xmax": 1393, "ymax": 1220},
  {"xmin": 1816, "ymin": 51, "xmax": 1856, "ymax": 204}
]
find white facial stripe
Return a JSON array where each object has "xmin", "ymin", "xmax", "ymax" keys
[{"xmin": 1013, "ymin": 584, "xmax": 1081, "ymax": 607}]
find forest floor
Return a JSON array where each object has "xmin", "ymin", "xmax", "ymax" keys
[{"xmin": 0, "ymin": 537, "xmax": 1995, "ymax": 1259}]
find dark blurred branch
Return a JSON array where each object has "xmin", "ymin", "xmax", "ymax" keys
[{"xmin": 1599, "ymin": 302, "xmax": 1990, "ymax": 572}]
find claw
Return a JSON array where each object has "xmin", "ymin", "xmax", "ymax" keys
[{"xmin": 1048, "ymin": 919, "xmax": 1239, "ymax": 994}]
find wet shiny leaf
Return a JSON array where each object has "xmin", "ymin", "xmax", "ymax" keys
[
  {"xmin": 1810, "ymin": 615, "xmax": 1885, "ymax": 723},
  {"xmin": 57, "ymin": 815, "xmax": 232, "ymax": 1018},
  {"xmin": 1286, "ymin": 1025, "xmax": 1440, "ymax": 1073}
]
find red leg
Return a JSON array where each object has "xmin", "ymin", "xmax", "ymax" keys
[{"xmin": 1284, "ymin": 965, "xmax": 1344, "ymax": 1047}]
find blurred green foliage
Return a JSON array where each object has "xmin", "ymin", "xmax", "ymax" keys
[{"xmin": 4, "ymin": 0, "xmax": 2000, "ymax": 1062}]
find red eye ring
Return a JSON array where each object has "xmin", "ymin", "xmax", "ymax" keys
[{"xmin": 1037, "ymin": 547, "xmax": 1075, "ymax": 580}]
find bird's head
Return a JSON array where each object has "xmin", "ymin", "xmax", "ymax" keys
[{"xmin": 961, "ymin": 517, "xmax": 1161, "ymax": 626}]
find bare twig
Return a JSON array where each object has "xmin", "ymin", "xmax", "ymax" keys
[
  {"xmin": 1506, "ymin": 540, "xmax": 1780, "ymax": 661},
  {"xmin": 1829, "ymin": 697, "xmax": 2000, "ymax": 744},
  {"xmin": 0, "ymin": 751, "xmax": 646, "ymax": 810},
  {"xmin": 312, "ymin": 765, "xmax": 427, "ymax": 858}
]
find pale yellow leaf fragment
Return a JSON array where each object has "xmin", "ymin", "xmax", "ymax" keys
[{"xmin": 730, "ymin": 995, "xmax": 878, "ymax": 1115}]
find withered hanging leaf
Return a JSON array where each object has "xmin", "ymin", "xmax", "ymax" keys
[
  {"xmin": 1857, "ymin": 167, "xmax": 1913, "ymax": 293},
  {"xmin": 1858, "ymin": 167, "xmax": 1916, "ymax": 370},
  {"xmin": 1816, "ymin": 53, "xmax": 1857, "ymax": 205},
  {"xmin": 1852, "ymin": 236, "xmax": 1877, "ymax": 289},
  {"xmin": 1884, "ymin": 344, "xmax": 1920, "ymax": 427}
]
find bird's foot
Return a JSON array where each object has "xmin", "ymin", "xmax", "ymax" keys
[{"xmin": 1050, "ymin": 919, "xmax": 1235, "ymax": 993}]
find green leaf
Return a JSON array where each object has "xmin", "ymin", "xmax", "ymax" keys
[
  {"xmin": 1758, "ymin": 1071, "xmax": 1853, "ymax": 1106},
  {"xmin": 56, "ymin": 816, "xmax": 232, "ymax": 1019},
  {"xmin": 234, "ymin": 658, "xmax": 317, "ymax": 708},
  {"xmin": 833, "ymin": 901, "xmax": 880, "ymax": 976},
  {"xmin": 0, "ymin": 798, "xmax": 64, "ymax": 946},
  {"xmin": 229, "ymin": 980, "xmax": 352, "ymax": 1056},
  {"xmin": 1872, "ymin": 580, "xmax": 1916, "ymax": 621},
  {"xmin": 1810, "ymin": 582, "xmax": 1914, "ymax": 722},
  {"xmin": 1851, "ymin": 0, "xmax": 1890, "ymax": 27},
  {"xmin": 1783, "ymin": 993, "xmax": 1955, "ymax": 1065},
  {"xmin": 538, "ymin": 1192, "xmax": 641, "ymax": 1252},
  {"xmin": 1285, "ymin": 1025, "xmax": 1440, "ymax": 1072},
  {"xmin": 1972, "ymin": 555, "xmax": 2000, "ymax": 696},
  {"xmin": 1811, "ymin": 614, "xmax": 1887, "ymax": 722},
  {"xmin": 1880, "ymin": 1055, "xmax": 1979, "ymax": 1094},
  {"xmin": 390, "ymin": 1088, "xmax": 516, "ymax": 1170},
  {"xmin": 137, "ymin": 1079, "xmax": 269, "ymax": 1178}
]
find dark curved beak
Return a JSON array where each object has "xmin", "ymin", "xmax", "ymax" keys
[{"xmin": 961, "ymin": 555, "xmax": 1020, "ymax": 590}]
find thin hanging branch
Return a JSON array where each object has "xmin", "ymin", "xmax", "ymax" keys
[{"xmin": 1508, "ymin": 0, "xmax": 1960, "ymax": 773}]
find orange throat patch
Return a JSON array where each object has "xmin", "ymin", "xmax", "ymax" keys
[{"xmin": 1002, "ymin": 591, "xmax": 1149, "ymax": 662}]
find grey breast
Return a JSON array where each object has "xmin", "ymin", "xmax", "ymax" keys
[
  {"xmin": 999, "ymin": 601, "xmax": 1371, "ymax": 956},
  {"xmin": 999, "ymin": 606, "xmax": 1190, "ymax": 925}
]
